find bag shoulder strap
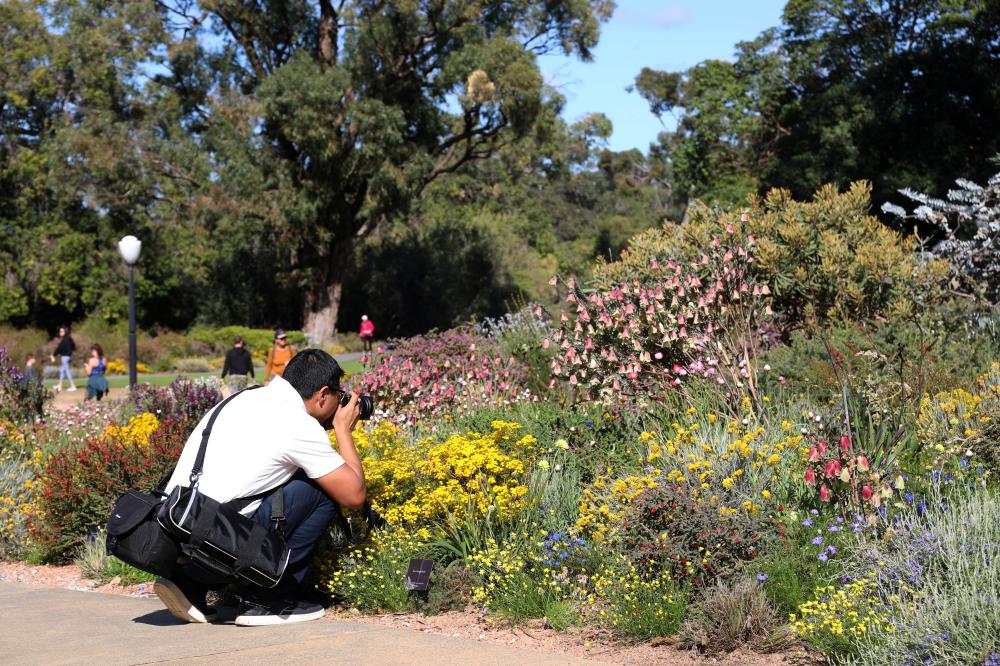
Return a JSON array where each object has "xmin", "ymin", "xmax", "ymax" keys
[{"xmin": 190, "ymin": 385, "xmax": 262, "ymax": 484}]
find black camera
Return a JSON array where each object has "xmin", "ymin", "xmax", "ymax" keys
[{"xmin": 340, "ymin": 392, "xmax": 375, "ymax": 420}]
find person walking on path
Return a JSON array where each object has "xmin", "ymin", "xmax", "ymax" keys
[
  {"xmin": 263, "ymin": 329, "xmax": 297, "ymax": 385},
  {"xmin": 51, "ymin": 326, "xmax": 77, "ymax": 392},
  {"xmin": 157, "ymin": 350, "xmax": 365, "ymax": 626},
  {"xmin": 84, "ymin": 343, "xmax": 109, "ymax": 401},
  {"xmin": 221, "ymin": 336, "xmax": 255, "ymax": 395},
  {"xmin": 359, "ymin": 315, "xmax": 375, "ymax": 354}
]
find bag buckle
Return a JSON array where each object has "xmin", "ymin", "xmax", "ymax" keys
[{"xmin": 189, "ymin": 471, "xmax": 202, "ymax": 486}]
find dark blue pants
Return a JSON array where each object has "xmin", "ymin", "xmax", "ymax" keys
[
  {"xmin": 176, "ymin": 474, "xmax": 339, "ymax": 597},
  {"xmin": 250, "ymin": 474, "xmax": 339, "ymax": 589}
]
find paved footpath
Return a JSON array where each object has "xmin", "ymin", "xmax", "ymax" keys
[{"xmin": 0, "ymin": 583, "xmax": 595, "ymax": 665}]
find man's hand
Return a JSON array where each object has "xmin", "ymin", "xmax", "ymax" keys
[
  {"xmin": 334, "ymin": 392, "xmax": 362, "ymax": 434},
  {"xmin": 319, "ymin": 391, "xmax": 366, "ymax": 507}
]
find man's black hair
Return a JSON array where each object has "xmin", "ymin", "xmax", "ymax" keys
[{"xmin": 282, "ymin": 349, "xmax": 344, "ymax": 399}]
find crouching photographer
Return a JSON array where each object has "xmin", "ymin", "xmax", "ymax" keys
[{"xmin": 155, "ymin": 349, "xmax": 368, "ymax": 626}]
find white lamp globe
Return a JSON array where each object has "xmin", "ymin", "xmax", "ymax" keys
[{"xmin": 118, "ymin": 235, "xmax": 142, "ymax": 265}]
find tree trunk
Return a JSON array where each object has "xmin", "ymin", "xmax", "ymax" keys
[
  {"xmin": 303, "ymin": 280, "xmax": 342, "ymax": 345},
  {"xmin": 302, "ymin": 238, "xmax": 351, "ymax": 345}
]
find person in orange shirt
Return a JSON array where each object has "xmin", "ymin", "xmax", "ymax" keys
[{"xmin": 264, "ymin": 329, "xmax": 297, "ymax": 385}]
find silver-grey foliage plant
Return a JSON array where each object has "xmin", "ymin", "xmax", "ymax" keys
[{"xmin": 883, "ymin": 168, "xmax": 1000, "ymax": 305}]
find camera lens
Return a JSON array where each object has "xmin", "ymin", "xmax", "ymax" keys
[
  {"xmin": 340, "ymin": 392, "xmax": 375, "ymax": 420},
  {"xmin": 358, "ymin": 395, "xmax": 374, "ymax": 420}
]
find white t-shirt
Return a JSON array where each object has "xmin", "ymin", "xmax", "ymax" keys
[{"xmin": 166, "ymin": 376, "xmax": 345, "ymax": 515}]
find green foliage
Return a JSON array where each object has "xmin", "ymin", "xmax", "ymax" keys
[
  {"xmin": 188, "ymin": 326, "xmax": 307, "ymax": 360},
  {"xmin": 635, "ymin": 1, "xmax": 1000, "ymax": 213},
  {"xmin": 754, "ymin": 514, "xmax": 844, "ymax": 618}
]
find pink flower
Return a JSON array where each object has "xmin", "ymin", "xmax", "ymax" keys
[
  {"xmin": 861, "ymin": 485, "xmax": 873, "ymax": 501},
  {"xmin": 818, "ymin": 441, "xmax": 827, "ymax": 456},
  {"xmin": 819, "ymin": 484, "xmax": 830, "ymax": 502},
  {"xmin": 808, "ymin": 447, "xmax": 820, "ymax": 462},
  {"xmin": 857, "ymin": 455, "xmax": 870, "ymax": 472},
  {"xmin": 840, "ymin": 435, "xmax": 851, "ymax": 451},
  {"xmin": 804, "ymin": 468, "xmax": 816, "ymax": 485},
  {"xmin": 823, "ymin": 460, "xmax": 841, "ymax": 478}
]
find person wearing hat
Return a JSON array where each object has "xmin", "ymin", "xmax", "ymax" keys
[
  {"xmin": 264, "ymin": 329, "xmax": 297, "ymax": 385},
  {"xmin": 359, "ymin": 315, "xmax": 375, "ymax": 353},
  {"xmin": 221, "ymin": 336, "xmax": 255, "ymax": 395}
]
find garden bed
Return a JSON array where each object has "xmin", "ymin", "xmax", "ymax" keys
[{"xmin": 0, "ymin": 560, "xmax": 813, "ymax": 665}]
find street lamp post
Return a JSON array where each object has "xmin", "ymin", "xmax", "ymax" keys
[{"xmin": 117, "ymin": 235, "xmax": 142, "ymax": 388}]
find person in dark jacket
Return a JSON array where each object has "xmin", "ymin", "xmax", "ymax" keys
[
  {"xmin": 51, "ymin": 325, "xmax": 77, "ymax": 392},
  {"xmin": 221, "ymin": 336, "xmax": 255, "ymax": 394}
]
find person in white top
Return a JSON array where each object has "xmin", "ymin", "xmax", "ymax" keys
[{"xmin": 155, "ymin": 349, "xmax": 365, "ymax": 627}]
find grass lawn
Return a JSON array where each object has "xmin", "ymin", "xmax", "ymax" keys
[{"xmin": 43, "ymin": 359, "xmax": 365, "ymax": 390}]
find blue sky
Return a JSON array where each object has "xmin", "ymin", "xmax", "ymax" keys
[{"xmin": 539, "ymin": 0, "xmax": 787, "ymax": 153}]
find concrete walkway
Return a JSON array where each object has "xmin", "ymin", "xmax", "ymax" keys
[{"xmin": 0, "ymin": 583, "xmax": 594, "ymax": 665}]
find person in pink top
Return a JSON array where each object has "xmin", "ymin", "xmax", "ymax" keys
[{"xmin": 359, "ymin": 315, "xmax": 375, "ymax": 353}]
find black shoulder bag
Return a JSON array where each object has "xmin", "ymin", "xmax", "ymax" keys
[{"xmin": 155, "ymin": 387, "xmax": 291, "ymax": 588}]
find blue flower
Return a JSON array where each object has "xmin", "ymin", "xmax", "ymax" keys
[
  {"xmin": 812, "ymin": 536, "xmax": 823, "ymax": 546},
  {"xmin": 818, "ymin": 553, "xmax": 829, "ymax": 562},
  {"xmin": 757, "ymin": 573, "xmax": 769, "ymax": 582},
  {"xmin": 802, "ymin": 518, "xmax": 813, "ymax": 527},
  {"xmin": 829, "ymin": 525, "xmax": 841, "ymax": 532}
]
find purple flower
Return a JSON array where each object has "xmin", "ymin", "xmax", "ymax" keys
[
  {"xmin": 802, "ymin": 518, "xmax": 814, "ymax": 527},
  {"xmin": 818, "ymin": 553, "xmax": 829, "ymax": 562},
  {"xmin": 829, "ymin": 525, "xmax": 841, "ymax": 532},
  {"xmin": 812, "ymin": 535, "xmax": 824, "ymax": 546},
  {"xmin": 757, "ymin": 573, "xmax": 769, "ymax": 582}
]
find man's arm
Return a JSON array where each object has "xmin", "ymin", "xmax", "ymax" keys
[{"xmin": 314, "ymin": 394, "xmax": 365, "ymax": 507}]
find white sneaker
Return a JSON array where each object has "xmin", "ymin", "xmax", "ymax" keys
[
  {"xmin": 67, "ymin": 386, "xmax": 77, "ymax": 392},
  {"xmin": 154, "ymin": 577, "xmax": 218, "ymax": 623}
]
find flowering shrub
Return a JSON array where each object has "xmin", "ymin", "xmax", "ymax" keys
[
  {"xmin": 348, "ymin": 420, "xmax": 536, "ymax": 534},
  {"xmin": 916, "ymin": 363, "xmax": 1000, "ymax": 478},
  {"xmin": 801, "ymin": 433, "xmax": 898, "ymax": 511},
  {"xmin": 104, "ymin": 358, "xmax": 151, "ymax": 375},
  {"xmin": 324, "ymin": 527, "xmax": 428, "ymax": 611},
  {"xmin": 620, "ymin": 483, "xmax": 774, "ymax": 585},
  {"xmin": 27, "ymin": 419, "xmax": 187, "ymax": 559},
  {"xmin": 790, "ymin": 578, "xmax": 893, "ymax": 656},
  {"xmin": 0, "ymin": 447, "xmax": 45, "ymax": 557},
  {"xmin": 359, "ymin": 325, "xmax": 533, "ymax": 423},
  {"xmin": 103, "ymin": 412, "xmax": 161, "ymax": 447},
  {"xmin": 832, "ymin": 486, "xmax": 1000, "ymax": 665},
  {"xmin": 466, "ymin": 534, "xmax": 685, "ymax": 638},
  {"xmin": 127, "ymin": 378, "xmax": 221, "ymax": 428},
  {"xmin": 547, "ymin": 220, "xmax": 772, "ymax": 408}
]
